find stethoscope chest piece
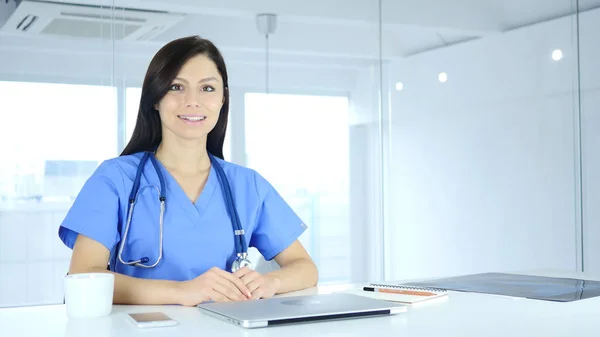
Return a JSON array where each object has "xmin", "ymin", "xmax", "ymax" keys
[{"xmin": 231, "ymin": 253, "xmax": 253, "ymax": 272}]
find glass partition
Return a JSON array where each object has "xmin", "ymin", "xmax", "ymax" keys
[
  {"xmin": 381, "ymin": 0, "xmax": 583, "ymax": 280},
  {"xmin": 0, "ymin": 0, "xmax": 386, "ymax": 306},
  {"xmin": 0, "ymin": 0, "xmax": 119, "ymax": 306}
]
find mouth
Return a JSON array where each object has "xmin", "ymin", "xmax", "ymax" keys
[{"xmin": 178, "ymin": 115, "xmax": 206, "ymax": 122}]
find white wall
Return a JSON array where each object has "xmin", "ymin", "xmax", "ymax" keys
[
  {"xmin": 580, "ymin": 10, "xmax": 600, "ymax": 274},
  {"xmin": 582, "ymin": 88, "xmax": 600, "ymax": 274},
  {"xmin": 385, "ymin": 9, "xmax": 600, "ymax": 280}
]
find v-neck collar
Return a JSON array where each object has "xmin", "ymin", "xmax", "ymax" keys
[{"xmin": 148, "ymin": 155, "xmax": 218, "ymax": 223}]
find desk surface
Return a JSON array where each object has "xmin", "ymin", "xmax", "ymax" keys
[{"xmin": 2, "ymin": 270, "xmax": 600, "ymax": 337}]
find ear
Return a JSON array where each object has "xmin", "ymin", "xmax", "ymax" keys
[{"xmin": 153, "ymin": 103, "xmax": 158, "ymax": 111}]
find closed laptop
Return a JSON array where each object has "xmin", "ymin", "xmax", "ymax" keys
[{"xmin": 197, "ymin": 292, "xmax": 407, "ymax": 328}]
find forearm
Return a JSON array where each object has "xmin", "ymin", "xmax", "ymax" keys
[
  {"xmin": 265, "ymin": 258, "xmax": 318, "ymax": 294},
  {"xmin": 82, "ymin": 267, "xmax": 182, "ymax": 305}
]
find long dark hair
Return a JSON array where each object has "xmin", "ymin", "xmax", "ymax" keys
[{"xmin": 120, "ymin": 35, "xmax": 229, "ymax": 159}]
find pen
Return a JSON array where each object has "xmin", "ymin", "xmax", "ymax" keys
[{"xmin": 363, "ymin": 286, "xmax": 436, "ymax": 297}]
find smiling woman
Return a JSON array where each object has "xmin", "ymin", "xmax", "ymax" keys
[{"xmin": 57, "ymin": 35, "xmax": 319, "ymax": 306}]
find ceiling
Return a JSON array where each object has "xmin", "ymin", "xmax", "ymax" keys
[
  {"xmin": 117, "ymin": 0, "xmax": 600, "ymax": 58},
  {"xmin": 1, "ymin": 0, "xmax": 599, "ymax": 88},
  {"xmin": 3, "ymin": 0, "xmax": 599, "ymax": 55}
]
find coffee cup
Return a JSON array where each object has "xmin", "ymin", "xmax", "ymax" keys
[{"xmin": 63, "ymin": 273, "xmax": 114, "ymax": 318}]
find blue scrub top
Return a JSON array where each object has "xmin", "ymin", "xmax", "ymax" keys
[{"xmin": 58, "ymin": 152, "xmax": 307, "ymax": 281}]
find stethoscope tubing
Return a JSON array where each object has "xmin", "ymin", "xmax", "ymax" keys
[{"xmin": 115, "ymin": 151, "xmax": 251, "ymax": 271}]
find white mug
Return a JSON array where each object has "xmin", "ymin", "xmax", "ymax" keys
[{"xmin": 63, "ymin": 273, "xmax": 114, "ymax": 318}]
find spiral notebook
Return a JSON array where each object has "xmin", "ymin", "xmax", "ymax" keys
[{"xmin": 360, "ymin": 284, "xmax": 448, "ymax": 304}]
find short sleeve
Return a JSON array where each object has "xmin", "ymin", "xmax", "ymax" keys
[
  {"xmin": 58, "ymin": 160, "xmax": 123, "ymax": 252},
  {"xmin": 249, "ymin": 171, "xmax": 307, "ymax": 261}
]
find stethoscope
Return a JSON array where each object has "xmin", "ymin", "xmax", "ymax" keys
[{"xmin": 116, "ymin": 151, "xmax": 253, "ymax": 272}]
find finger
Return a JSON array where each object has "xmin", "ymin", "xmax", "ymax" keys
[
  {"xmin": 250, "ymin": 287, "xmax": 263, "ymax": 300},
  {"xmin": 209, "ymin": 269, "xmax": 246, "ymax": 299},
  {"xmin": 219, "ymin": 276, "xmax": 250, "ymax": 300},
  {"xmin": 232, "ymin": 266, "xmax": 253, "ymax": 278},
  {"xmin": 250, "ymin": 285, "xmax": 275, "ymax": 300},
  {"xmin": 240, "ymin": 271, "xmax": 261, "ymax": 286},
  {"xmin": 214, "ymin": 269, "xmax": 252, "ymax": 298},
  {"xmin": 246, "ymin": 277, "xmax": 263, "ymax": 294},
  {"xmin": 209, "ymin": 267, "xmax": 251, "ymax": 298},
  {"xmin": 207, "ymin": 289, "xmax": 229, "ymax": 302},
  {"xmin": 214, "ymin": 279, "xmax": 247, "ymax": 301}
]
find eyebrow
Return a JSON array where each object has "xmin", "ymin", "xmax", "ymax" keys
[{"xmin": 173, "ymin": 76, "xmax": 218, "ymax": 84}]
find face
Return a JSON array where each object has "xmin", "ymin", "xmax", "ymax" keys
[{"xmin": 155, "ymin": 54, "xmax": 224, "ymax": 142}]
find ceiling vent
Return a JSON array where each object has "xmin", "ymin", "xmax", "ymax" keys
[{"xmin": 0, "ymin": 0, "xmax": 184, "ymax": 40}]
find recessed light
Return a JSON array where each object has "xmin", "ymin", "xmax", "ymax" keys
[
  {"xmin": 395, "ymin": 82, "xmax": 404, "ymax": 91},
  {"xmin": 552, "ymin": 49, "xmax": 563, "ymax": 61},
  {"xmin": 438, "ymin": 72, "xmax": 448, "ymax": 83}
]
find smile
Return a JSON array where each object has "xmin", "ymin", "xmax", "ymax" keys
[{"xmin": 178, "ymin": 115, "xmax": 206, "ymax": 121}]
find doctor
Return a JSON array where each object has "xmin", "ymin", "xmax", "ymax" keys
[{"xmin": 58, "ymin": 35, "xmax": 318, "ymax": 306}]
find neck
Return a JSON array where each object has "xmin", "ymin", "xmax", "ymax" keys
[{"xmin": 155, "ymin": 135, "xmax": 211, "ymax": 175}]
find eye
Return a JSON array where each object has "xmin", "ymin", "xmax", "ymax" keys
[
  {"xmin": 169, "ymin": 84, "xmax": 184, "ymax": 91},
  {"xmin": 201, "ymin": 86, "xmax": 215, "ymax": 92}
]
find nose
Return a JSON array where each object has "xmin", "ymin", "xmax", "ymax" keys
[{"xmin": 184, "ymin": 92, "xmax": 200, "ymax": 108}]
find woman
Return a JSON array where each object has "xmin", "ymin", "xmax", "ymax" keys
[{"xmin": 58, "ymin": 35, "xmax": 318, "ymax": 306}]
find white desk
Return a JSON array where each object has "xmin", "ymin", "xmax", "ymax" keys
[{"xmin": 2, "ymin": 270, "xmax": 600, "ymax": 337}]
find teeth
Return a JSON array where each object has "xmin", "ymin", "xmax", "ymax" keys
[{"xmin": 179, "ymin": 116, "xmax": 205, "ymax": 121}]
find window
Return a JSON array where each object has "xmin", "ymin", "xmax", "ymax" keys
[
  {"xmin": 0, "ymin": 81, "xmax": 117, "ymax": 307},
  {"xmin": 244, "ymin": 93, "xmax": 350, "ymax": 283},
  {"xmin": 125, "ymin": 87, "xmax": 142, "ymax": 144},
  {"xmin": 0, "ymin": 81, "xmax": 117, "ymax": 202}
]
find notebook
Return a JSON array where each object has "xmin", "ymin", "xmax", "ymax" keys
[{"xmin": 359, "ymin": 284, "xmax": 448, "ymax": 304}]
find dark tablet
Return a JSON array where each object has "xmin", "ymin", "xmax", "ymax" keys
[{"xmin": 401, "ymin": 272, "xmax": 600, "ymax": 302}]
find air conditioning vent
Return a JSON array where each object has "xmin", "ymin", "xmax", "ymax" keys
[
  {"xmin": 16, "ymin": 14, "xmax": 38, "ymax": 31},
  {"xmin": 59, "ymin": 11, "xmax": 147, "ymax": 23},
  {"xmin": 1, "ymin": 0, "xmax": 184, "ymax": 40}
]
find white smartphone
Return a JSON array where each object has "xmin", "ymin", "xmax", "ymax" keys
[{"xmin": 127, "ymin": 312, "xmax": 178, "ymax": 328}]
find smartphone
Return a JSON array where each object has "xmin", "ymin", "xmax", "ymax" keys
[{"xmin": 127, "ymin": 312, "xmax": 178, "ymax": 328}]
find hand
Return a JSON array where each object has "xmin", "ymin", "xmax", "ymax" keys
[
  {"xmin": 176, "ymin": 267, "xmax": 253, "ymax": 306},
  {"xmin": 233, "ymin": 267, "xmax": 281, "ymax": 300}
]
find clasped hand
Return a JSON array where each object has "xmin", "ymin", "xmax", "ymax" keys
[{"xmin": 178, "ymin": 266, "xmax": 280, "ymax": 306}]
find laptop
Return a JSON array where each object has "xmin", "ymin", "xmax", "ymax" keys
[{"xmin": 196, "ymin": 292, "xmax": 407, "ymax": 328}]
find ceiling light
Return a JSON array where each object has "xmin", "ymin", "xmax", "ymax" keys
[
  {"xmin": 552, "ymin": 49, "xmax": 563, "ymax": 61},
  {"xmin": 395, "ymin": 82, "xmax": 404, "ymax": 91},
  {"xmin": 438, "ymin": 72, "xmax": 448, "ymax": 83}
]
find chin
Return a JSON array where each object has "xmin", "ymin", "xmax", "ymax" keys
[
  {"xmin": 179, "ymin": 132, "xmax": 210, "ymax": 141},
  {"xmin": 163, "ymin": 121, "xmax": 214, "ymax": 142}
]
